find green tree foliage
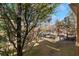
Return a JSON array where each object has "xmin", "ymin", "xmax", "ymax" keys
[
  {"xmin": 64, "ymin": 15, "xmax": 76, "ymax": 36},
  {"xmin": 0, "ymin": 3, "xmax": 59, "ymax": 56}
]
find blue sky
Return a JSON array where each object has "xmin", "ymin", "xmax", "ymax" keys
[{"xmin": 50, "ymin": 3, "xmax": 71, "ymax": 24}]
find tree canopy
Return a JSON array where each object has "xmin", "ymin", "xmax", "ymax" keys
[{"xmin": 0, "ymin": 3, "xmax": 60, "ymax": 56}]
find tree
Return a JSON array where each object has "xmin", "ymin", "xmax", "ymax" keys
[
  {"xmin": 0, "ymin": 3, "xmax": 59, "ymax": 56},
  {"xmin": 55, "ymin": 20, "xmax": 64, "ymax": 36},
  {"xmin": 64, "ymin": 14, "xmax": 76, "ymax": 39}
]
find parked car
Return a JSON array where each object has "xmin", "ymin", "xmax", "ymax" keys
[
  {"xmin": 64, "ymin": 34, "xmax": 76, "ymax": 41},
  {"xmin": 39, "ymin": 32, "xmax": 56, "ymax": 39}
]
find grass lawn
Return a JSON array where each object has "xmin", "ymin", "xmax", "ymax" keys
[{"xmin": 25, "ymin": 40, "xmax": 75, "ymax": 56}]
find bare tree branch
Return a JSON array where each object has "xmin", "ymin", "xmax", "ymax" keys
[
  {"xmin": 4, "ymin": 14, "xmax": 16, "ymax": 31},
  {"xmin": 1, "ymin": 5, "xmax": 16, "ymax": 31},
  {"xmin": 4, "ymin": 19, "xmax": 17, "ymax": 50},
  {"xmin": 22, "ymin": 14, "xmax": 39, "ymax": 49}
]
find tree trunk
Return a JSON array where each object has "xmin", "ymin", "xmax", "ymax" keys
[
  {"xmin": 69, "ymin": 4, "xmax": 79, "ymax": 56},
  {"xmin": 16, "ymin": 4, "xmax": 22, "ymax": 56},
  {"xmin": 76, "ymin": 5, "xmax": 79, "ymax": 56},
  {"xmin": 16, "ymin": 17, "xmax": 22, "ymax": 56},
  {"xmin": 66, "ymin": 32, "xmax": 68, "ymax": 40}
]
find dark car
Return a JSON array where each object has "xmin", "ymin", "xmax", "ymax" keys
[{"xmin": 64, "ymin": 34, "xmax": 76, "ymax": 41}]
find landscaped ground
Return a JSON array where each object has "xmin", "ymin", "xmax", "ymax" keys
[
  {"xmin": 0, "ymin": 35, "xmax": 75, "ymax": 56},
  {"xmin": 26, "ymin": 39, "xmax": 75, "ymax": 56}
]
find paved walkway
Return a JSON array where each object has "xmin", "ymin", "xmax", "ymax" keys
[{"xmin": 43, "ymin": 37, "xmax": 60, "ymax": 43}]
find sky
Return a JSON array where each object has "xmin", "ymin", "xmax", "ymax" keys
[{"xmin": 50, "ymin": 3, "xmax": 71, "ymax": 24}]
